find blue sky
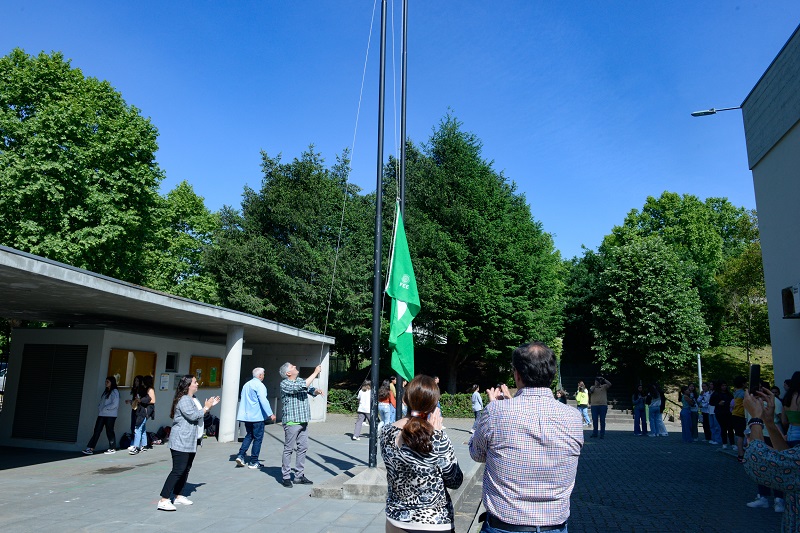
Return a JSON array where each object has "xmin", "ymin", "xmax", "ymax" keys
[{"xmin": 2, "ymin": 2, "xmax": 799, "ymax": 259}]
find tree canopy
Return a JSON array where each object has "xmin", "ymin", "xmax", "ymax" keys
[
  {"xmin": 591, "ymin": 236, "xmax": 709, "ymax": 375},
  {"xmin": 143, "ymin": 181, "xmax": 220, "ymax": 303},
  {"xmin": 399, "ymin": 115, "xmax": 564, "ymax": 391},
  {"xmin": 205, "ymin": 147, "xmax": 374, "ymax": 360},
  {"xmin": 604, "ymin": 192, "xmax": 757, "ymax": 345},
  {"xmin": 0, "ymin": 49, "xmax": 164, "ymax": 283}
]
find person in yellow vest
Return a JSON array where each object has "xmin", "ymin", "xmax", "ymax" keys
[{"xmin": 575, "ymin": 382, "xmax": 590, "ymax": 426}]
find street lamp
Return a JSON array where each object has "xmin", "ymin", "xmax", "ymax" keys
[{"xmin": 690, "ymin": 106, "xmax": 742, "ymax": 117}]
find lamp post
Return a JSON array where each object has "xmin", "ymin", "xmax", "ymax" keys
[{"xmin": 690, "ymin": 106, "xmax": 741, "ymax": 117}]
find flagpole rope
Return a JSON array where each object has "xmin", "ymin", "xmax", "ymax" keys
[{"xmin": 318, "ymin": 0, "xmax": 380, "ymax": 367}]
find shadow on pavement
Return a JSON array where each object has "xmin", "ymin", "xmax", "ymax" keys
[{"xmin": 0, "ymin": 446, "xmax": 78, "ymax": 470}]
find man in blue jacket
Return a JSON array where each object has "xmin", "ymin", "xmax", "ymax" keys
[{"xmin": 235, "ymin": 367, "xmax": 275, "ymax": 469}]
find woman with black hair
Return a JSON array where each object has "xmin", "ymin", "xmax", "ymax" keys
[
  {"xmin": 124, "ymin": 375, "xmax": 144, "ymax": 437},
  {"xmin": 130, "ymin": 375, "xmax": 156, "ymax": 454},
  {"xmin": 157, "ymin": 375, "xmax": 219, "ymax": 511},
  {"xmin": 470, "ymin": 384, "xmax": 483, "ymax": 434},
  {"xmin": 380, "ymin": 375, "xmax": 463, "ymax": 532},
  {"xmin": 781, "ymin": 371, "xmax": 800, "ymax": 447},
  {"xmin": 711, "ymin": 381, "xmax": 735, "ymax": 450},
  {"xmin": 632, "ymin": 384, "xmax": 648, "ymax": 436},
  {"xmin": 82, "ymin": 376, "xmax": 120, "ymax": 455},
  {"xmin": 646, "ymin": 383, "xmax": 668, "ymax": 437}
]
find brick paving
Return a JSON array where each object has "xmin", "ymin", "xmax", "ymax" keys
[{"xmin": 0, "ymin": 413, "xmax": 782, "ymax": 532}]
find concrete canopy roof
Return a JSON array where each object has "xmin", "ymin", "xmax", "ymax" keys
[{"xmin": 0, "ymin": 245, "xmax": 335, "ymax": 346}]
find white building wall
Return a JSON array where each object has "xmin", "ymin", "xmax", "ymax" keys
[
  {"xmin": 0, "ymin": 328, "xmax": 331, "ymax": 451},
  {"xmin": 0, "ymin": 328, "xmax": 226, "ymax": 451},
  {"xmin": 750, "ymin": 120, "xmax": 800, "ymax": 385}
]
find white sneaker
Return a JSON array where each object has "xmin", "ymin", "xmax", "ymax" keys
[
  {"xmin": 775, "ymin": 498, "xmax": 785, "ymax": 513},
  {"xmin": 722, "ymin": 444, "xmax": 729, "ymax": 449},
  {"xmin": 127, "ymin": 446, "xmax": 136, "ymax": 452},
  {"xmin": 352, "ymin": 436, "xmax": 360, "ymax": 441},
  {"xmin": 709, "ymin": 441, "xmax": 719, "ymax": 445},
  {"xmin": 104, "ymin": 449, "xmax": 116, "ymax": 454},
  {"xmin": 157, "ymin": 500, "xmax": 177, "ymax": 511},
  {"xmin": 746, "ymin": 495, "xmax": 769, "ymax": 508},
  {"xmin": 174, "ymin": 496, "xmax": 193, "ymax": 505}
]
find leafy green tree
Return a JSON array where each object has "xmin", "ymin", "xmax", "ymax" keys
[
  {"xmin": 562, "ymin": 249, "xmax": 606, "ymax": 361},
  {"xmin": 143, "ymin": 181, "xmax": 220, "ymax": 303},
  {"xmin": 715, "ymin": 241, "xmax": 770, "ymax": 362},
  {"xmin": 205, "ymin": 147, "xmax": 374, "ymax": 364},
  {"xmin": 605, "ymin": 192, "xmax": 757, "ymax": 344},
  {"xmin": 591, "ymin": 236, "xmax": 709, "ymax": 376},
  {"xmin": 0, "ymin": 49, "xmax": 164, "ymax": 283},
  {"xmin": 398, "ymin": 116, "xmax": 564, "ymax": 392}
]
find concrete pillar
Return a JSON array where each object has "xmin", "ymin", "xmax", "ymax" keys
[{"xmin": 219, "ymin": 325, "xmax": 244, "ymax": 443}]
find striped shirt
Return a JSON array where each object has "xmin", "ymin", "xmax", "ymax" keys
[
  {"xmin": 280, "ymin": 378, "xmax": 316, "ymax": 423},
  {"xmin": 469, "ymin": 387, "xmax": 583, "ymax": 527}
]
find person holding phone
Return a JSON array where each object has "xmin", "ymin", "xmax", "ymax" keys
[
  {"xmin": 742, "ymin": 388, "xmax": 796, "ymax": 530},
  {"xmin": 380, "ymin": 375, "xmax": 463, "ymax": 532},
  {"xmin": 589, "ymin": 377, "xmax": 612, "ymax": 439}
]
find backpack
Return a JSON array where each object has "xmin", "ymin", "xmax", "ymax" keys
[
  {"xmin": 206, "ymin": 416, "xmax": 220, "ymax": 437},
  {"xmin": 147, "ymin": 431, "xmax": 162, "ymax": 445}
]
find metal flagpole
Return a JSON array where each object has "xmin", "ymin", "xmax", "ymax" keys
[
  {"xmin": 368, "ymin": 0, "xmax": 388, "ymax": 469},
  {"xmin": 395, "ymin": 0, "xmax": 409, "ymax": 425}
]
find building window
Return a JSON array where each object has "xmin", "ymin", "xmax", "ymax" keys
[
  {"xmin": 108, "ymin": 349, "xmax": 157, "ymax": 387},
  {"xmin": 165, "ymin": 352, "xmax": 179, "ymax": 373},
  {"xmin": 189, "ymin": 356, "xmax": 223, "ymax": 388}
]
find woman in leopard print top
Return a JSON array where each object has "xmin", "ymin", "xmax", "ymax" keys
[{"xmin": 380, "ymin": 375, "xmax": 463, "ymax": 532}]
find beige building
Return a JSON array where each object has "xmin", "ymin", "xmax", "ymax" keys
[
  {"xmin": 0, "ymin": 245, "xmax": 333, "ymax": 451},
  {"xmin": 742, "ymin": 24, "xmax": 800, "ymax": 384}
]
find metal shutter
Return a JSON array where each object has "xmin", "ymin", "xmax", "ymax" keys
[{"xmin": 12, "ymin": 344, "xmax": 88, "ymax": 442}]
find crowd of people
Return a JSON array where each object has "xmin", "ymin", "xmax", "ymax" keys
[{"xmin": 76, "ymin": 351, "xmax": 798, "ymax": 531}]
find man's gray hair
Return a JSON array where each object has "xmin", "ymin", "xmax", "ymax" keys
[
  {"xmin": 279, "ymin": 362, "xmax": 292, "ymax": 379},
  {"xmin": 252, "ymin": 367, "xmax": 265, "ymax": 378}
]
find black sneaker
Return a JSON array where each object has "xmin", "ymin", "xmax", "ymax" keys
[
  {"xmin": 282, "ymin": 479, "xmax": 293, "ymax": 488},
  {"xmin": 294, "ymin": 476, "xmax": 313, "ymax": 485}
]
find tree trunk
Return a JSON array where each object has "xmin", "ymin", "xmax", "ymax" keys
[{"xmin": 446, "ymin": 341, "xmax": 462, "ymax": 394}]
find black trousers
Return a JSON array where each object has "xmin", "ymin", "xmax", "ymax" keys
[
  {"xmin": 717, "ymin": 412, "xmax": 735, "ymax": 445},
  {"xmin": 87, "ymin": 416, "xmax": 116, "ymax": 450},
  {"xmin": 160, "ymin": 449, "xmax": 196, "ymax": 499}
]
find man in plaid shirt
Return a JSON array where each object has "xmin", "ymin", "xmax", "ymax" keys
[
  {"xmin": 470, "ymin": 342, "xmax": 584, "ymax": 533},
  {"xmin": 279, "ymin": 362, "xmax": 323, "ymax": 488}
]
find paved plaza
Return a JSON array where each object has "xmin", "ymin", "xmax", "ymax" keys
[{"xmin": 0, "ymin": 413, "xmax": 780, "ymax": 532}]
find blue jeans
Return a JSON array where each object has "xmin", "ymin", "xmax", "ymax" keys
[
  {"xmin": 649, "ymin": 408, "xmax": 667, "ymax": 436},
  {"xmin": 481, "ymin": 518, "xmax": 567, "ymax": 533},
  {"xmin": 578, "ymin": 406, "xmax": 590, "ymax": 425},
  {"xmin": 680, "ymin": 408, "xmax": 693, "ymax": 442},
  {"xmin": 378, "ymin": 403, "xmax": 393, "ymax": 425},
  {"xmin": 238, "ymin": 421, "xmax": 265, "ymax": 461},
  {"xmin": 709, "ymin": 413, "xmax": 721, "ymax": 442},
  {"xmin": 132, "ymin": 418, "xmax": 147, "ymax": 448},
  {"xmin": 591, "ymin": 405, "xmax": 607, "ymax": 437},
  {"xmin": 633, "ymin": 408, "xmax": 647, "ymax": 435}
]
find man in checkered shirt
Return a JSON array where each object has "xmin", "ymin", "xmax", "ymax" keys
[
  {"xmin": 469, "ymin": 342, "xmax": 584, "ymax": 533},
  {"xmin": 279, "ymin": 362, "xmax": 324, "ymax": 488}
]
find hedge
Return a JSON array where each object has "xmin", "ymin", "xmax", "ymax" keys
[{"xmin": 326, "ymin": 389, "xmax": 489, "ymax": 418}]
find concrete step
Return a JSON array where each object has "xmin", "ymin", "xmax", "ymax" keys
[{"xmin": 310, "ymin": 453, "xmax": 484, "ymax": 507}]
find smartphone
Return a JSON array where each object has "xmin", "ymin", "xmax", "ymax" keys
[{"xmin": 749, "ymin": 364, "xmax": 761, "ymax": 395}]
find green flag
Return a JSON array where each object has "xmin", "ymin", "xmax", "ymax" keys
[{"xmin": 386, "ymin": 202, "xmax": 420, "ymax": 382}]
